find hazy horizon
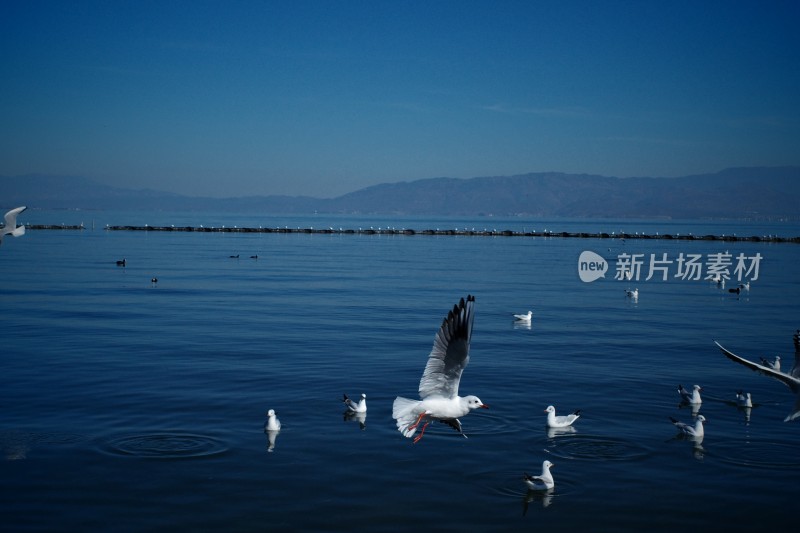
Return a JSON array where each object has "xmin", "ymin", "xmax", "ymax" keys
[{"xmin": 2, "ymin": 1, "xmax": 799, "ymax": 198}]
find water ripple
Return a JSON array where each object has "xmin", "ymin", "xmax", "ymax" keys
[
  {"xmin": 99, "ymin": 433, "xmax": 229, "ymax": 459},
  {"xmin": 543, "ymin": 434, "xmax": 652, "ymax": 462},
  {"xmin": 712, "ymin": 439, "xmax": 800, "ymax": 470}
]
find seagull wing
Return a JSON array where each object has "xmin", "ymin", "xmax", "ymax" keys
[
  {"xmin": 715, "ymin": 341, "xmax": 800, "ymax": 393},
  {"xmin": 418, "ymin": 295, "xmax": 475, "ymax": 400},
  {"xmin": 3, "ymin": 206, "xmax": 26, "ymax": 228},
  {"xmin": 790, "ymin": 330, "xmax": 800, "ymax": 380}
]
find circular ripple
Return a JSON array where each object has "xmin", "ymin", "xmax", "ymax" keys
[
  {"xmin": 713, "ymin": 439, "xmax": 800, "ymax": 470},
  {"xmin": 544, "ymin": 434, "xmax": 651, "ymax": 462},
  {"xmin": 100, "ymin": 433, "xmax": 228, "ymax": 459}
]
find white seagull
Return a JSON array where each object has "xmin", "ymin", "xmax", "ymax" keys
[
  {"xmin": 760, "ymin": 355, "xmax": 781, "ymax": 372},
  {"xmin": 544, "ymin": 405, "xmax": 581, "ymax": 428},
  {"xmin": 625, "ymin": 288, "xmax": 639, "ymax": 299},
  {"xmin": 670, "ymin": 414, "xmax": 706, "ymax": 438},
  {"xmin": 392, "ymin": 295, "xmax": 489, "ymax": 443},
  {"xmin": 735, "ymin": 390, "xmax": 753, "ymax": 408},
  {"xmin": 678, "ymin": 384, "xmax": 703, "ymax": 404},
  {"xmin": 1, "ymin": 206, "xmax": 27, "ymax": 245},
  {"xmin": 264, "ymin": 409, "xmax": 281, "ymax": 431},
  {"xmin": 343, "ymin": 393, "xmax": 367, "ymax": 413},
  {"xmin": 716, "ymin": 332, "xmax": 800, "ymax": 421},
  {"xmin": 523, "ymin": 460, "xmax": 555, "ymax": 491},
  {"xmin": 513, "ymin": 310, "xmax": 533, "ymax": 322}
]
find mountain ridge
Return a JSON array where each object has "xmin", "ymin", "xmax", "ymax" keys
[{"xmin": 4, "ymin": 166, "xmax": 799, "ymax": 219}]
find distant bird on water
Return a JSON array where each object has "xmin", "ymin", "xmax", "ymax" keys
[
  {"xmin": 1, "ymin": 206, "xmax": 27, "ymax": 246},
  {"xmin": 523, "ymin": 460, "xmax": 555, "ymax": 491},
  {"xmin": 670, "ymin": 414, "xmax": 705, "ymax": 438},
  {"xmin": 760, "ymin": 355, "xmax": 781, "ymax": 372},
  {"xmin": 264, "ymin": 409, "xmax": 281, "ymax": 432},
  {"xmin": 513, "ymin": 310, "xmax": 533, "ymax": 322},
  {"xmin": 678, "ymin": 384, "xmax": 702, "ymax": 404},
  {"xmin": 116, "ymin": 258, "xmax": 126, "ymax": 267},
  {"xmin": 343, "ymin": 393, "xmax": 367, "ymax": 413},
  {"xmin": 736, "ymin": 390, "xmax": 753, "ymax": 408},
  {"xmin": 544, "ymin": 405, "xmax": 581, "ymax": 428}
]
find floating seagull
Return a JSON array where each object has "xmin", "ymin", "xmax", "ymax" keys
[
  {"xmin": 670, "ymin": 414, "xmax": 706, "ymax": 438},
  {"xmin": 0, "ymin": 206, "xmax": 27, "ymax": 245},
  {"xmin": 115, "ymin": 258, "xmax": 126, "ymax": 267},
  {"xmin": 343, "ymin": 393, "xmax": 367, "ymax": 413},
  {"xmin": 716, "ymin": 333, "xmax": 800, "ymax": 421},
  {"xmin": 625, "ymin": 288, "xmax": 638, "ymax": 299},
  {"xmin": 264, "ymin": 409, "xmax": 281, "ymax": 431},
  {"xmin": 760, "ymin": 355, "xmax": 781, "ymax": 372},
  {"xmin": 513, "ymin": 310, "xmax": 533, "ymax": 322},
  {"xmin": 736, "ymin": 390, "xmax": 753, "ymax": 408},
  {"xmin": 544, "ymin": 405, "xmax": 581, "ymax": 428},
  {"xmin": 740, "ymin": 281, "xmax": 751, "ymax": 292},
  {"xmin": 678, "ymin": 384, "xmax": 703, "ymax": 404},
  {"xmin": 523, "ymin": 460, "xmax": 555, "ymax": 491},
  {"xmin": 392, "ymin": 295, "xmax": 489, "ymax": 443}
]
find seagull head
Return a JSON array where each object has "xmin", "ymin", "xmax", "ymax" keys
[{"xmin": 465, "ymin": 395, "xmax": 489, "ymax": 409}]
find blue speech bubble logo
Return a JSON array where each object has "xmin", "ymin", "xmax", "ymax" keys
[{"xmin": 578, "ymin": 250, "xmax": 608, "ymax": 282}]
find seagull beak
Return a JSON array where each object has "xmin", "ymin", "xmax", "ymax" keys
[{"xmin": 480, "ymin": 404, "xmax": 489, "ymax": 409}]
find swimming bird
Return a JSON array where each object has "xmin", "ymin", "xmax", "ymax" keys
[
  {"xmin": 264, "ymin": 409, "xmax": 281, "ymax": 431},
  {"xmin": 736, "ymin": 390, "xmax": 753, "ymax": 408},
  {"xmin": 740, "ymin": 281, "xmax": 751, "ymax": 292},
  {"xmin": 115, "ymin": 258, "xmax": 126, "ymax": 267},
  {"xmin": 392, "ymin": 295, "xmax": 489, "ymax": 443},
  {"xmin": 678, "ymin": 384, "xmax": 702, "ymax": 404},
  {"xmin": 716, "ymin": 333, "xmax": 800, "ymax": 421},
  {"xmin": 513, "ymin": 310, "xmax": 533, "ymax": 322},
  {"xmin": 759, "ymin": 355, "xmax": 781, "ymax": 372},
  {"xmin": 523, "ymin": 460, "xmax": 555, "ymax": 491},
  {"xmin": 1, "ymin": 206, "xmax": 27, "ymax": 245},
  {"xmin": 670, "ymin": 414, "xmax": 706, "ymax": 438},
  {"xmin": 625, "ymin": 288, "xmax": 639, "ymax": 299},
  {"xmin": 343, "ymin": 393, "xmax": 367, "ymax": 413},
  {"xmin": 544, "ymin": 405, "xmax": 581, "ymax": 428}
]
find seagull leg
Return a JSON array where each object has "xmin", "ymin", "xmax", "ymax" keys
[
  {"xmin": 407, "ymin": 411, "xmax": 427, "ymax": 432},
  {"xmin": 413, "ymin": 422, "xmax": 430, "ymax": 444}
]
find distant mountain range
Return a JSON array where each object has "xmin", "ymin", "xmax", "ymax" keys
[{"xmin": 4, "ymin": 166, "xmax": 799, "ymax": 219}]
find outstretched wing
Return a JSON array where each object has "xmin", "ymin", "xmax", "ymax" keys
[
  {"xmin": 3, "ymin": 206, "xmax": 26, "ymax": 229},
  {"xmin": 418, "ymin": 295, "xmax": 475, "ymax": 399},
  {"xmin": 715, "ymin": 341, "xmax": 800, "ymax": 393}
]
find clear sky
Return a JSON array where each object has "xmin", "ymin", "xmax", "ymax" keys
[{"xmin": 2, "ymin": 1, "xmax": 798, "ymax": 198}]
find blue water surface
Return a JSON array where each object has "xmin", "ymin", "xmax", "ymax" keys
[{"xmin": 2, "ymin": 213, "xmax": 799, "ymax": 531}]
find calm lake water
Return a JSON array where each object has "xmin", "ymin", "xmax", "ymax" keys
[{"xmin": 2, "ymin": 211, "xmax": 800, "ymax": 531}]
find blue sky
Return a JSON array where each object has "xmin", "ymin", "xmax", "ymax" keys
[{"xmin": 2, "ymin": 1, "xmax": 798, "ymax": 198}]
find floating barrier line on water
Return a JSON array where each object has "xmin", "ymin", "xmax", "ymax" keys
[{"xmin": 24, "ymin": 223, "xmax": 800, "ymax": 243}]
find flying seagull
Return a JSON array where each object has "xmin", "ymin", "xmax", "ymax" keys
[
  {"xmin": 392, "ymin": 295, "xmax": 489, "ymax": 443},
  {"xmin": 1, "ymin": 206, "xmax": 27, "ymax": 245},
  {"xmin": 715, "ymin": 332, "xmax": 800, "ymax": 421}
]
